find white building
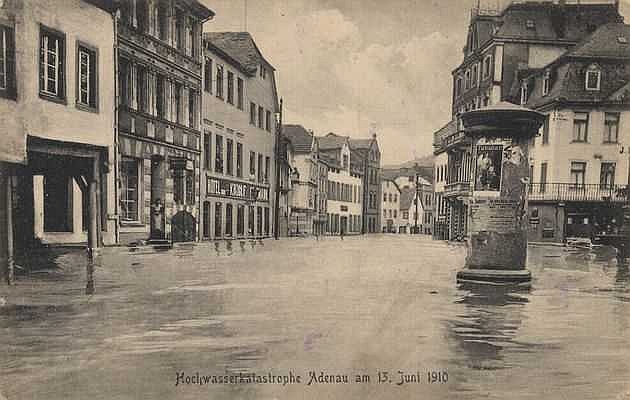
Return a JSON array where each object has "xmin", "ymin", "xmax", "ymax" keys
[{"xmin": 319, "ymin": 133, "xmax": 363, "ymax": 235}]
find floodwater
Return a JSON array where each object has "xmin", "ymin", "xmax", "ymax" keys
[{"xmin": 1, "ymin": 236, "xmax": 629, "ymax": 400}]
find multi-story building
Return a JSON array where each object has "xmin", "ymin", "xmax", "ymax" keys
[
  {"xmin": 380, "ymin": 179, "xmax": 402, "ymax": 233},
  {"xmin": 0, "ymin": 0, "xmax": 116, "ymax": 281},
  {"xmin": 398, "ymin": 187, "xmax": 427, "ymax": 234},
  {"xmin": 319, "ymin": 133, "xmax": 363, "ymax": 235},
  {"xmin": 276, "ymin": 131, "xmax": 294, "ymax": 238},
  {"xmin": 519, "ymin": 22, "xmax": 630, "ymax": 242},
  {"xmin": 316, "ymin": 148, "xmax": 329, "ymax": 236},
  {"xmin": 284, "ymin": 125, "xmax": 318, "ymax": 236},
  {"xmin": 116, "ymin": 0, "xmax": 214, "ymax": 244},
  {"xmin": 433, "ymin": 150, "xmax": 449, "ymax": 239},
  {"xmin": 433, "ymin": 0, "xmax": 623, "ymax": 241},
  {"xmin": 200, "ymin": 32, "xmax": 279, "ymax": 241},
  {"xmin": 349, "ymin": 136, "xmax": 381, "ymax": 233}
]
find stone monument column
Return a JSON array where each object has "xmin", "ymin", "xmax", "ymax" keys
[{"xmin": 456, "ymin": 102, "xmax": 545, "ymax": 287}]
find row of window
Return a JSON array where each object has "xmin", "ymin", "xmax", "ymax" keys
[
  {"xmin": 249, "ymin": 102, "xmax": 273, "ymax": 132},
  {"xmin": 367, "ymin": 191, "xmax": 378, "ymax": 209},
  {"xmin": 455, "ymin": 54, "xmax": 493, "ymax": 97},
  {"xmin": 522, "ymin": 64, "xmax": 603, "ymax": 102},
  {"xmin": 535, "ymin": 112, "xmax": 620, "ymax": 145},
  {"xmin": 0, "ymin": 25, "xmax": 100, "ymax": 108},
  {"xmin": 203, "ymin": 132, "xmax": 270, "ymax": 183},
  {"xmin": 119, "ymin": 157, "xmax": 195, "ymax": 222},
  {"xmin": 435, "ymin": 164, "xmax": 447, "ymax": 183},
  {"xmin": 120, "ymin": 0, "xmax": 200, "ymax": 59},
  {"xmin": 534, "ymin": 161, "xmax": 618, "ymax": 188},
  {"xmin": 383, "ymin": 192, "xmax": 398, "ymax": 203},
  {"xmin": 119, "ymin": 58, "xmax": 199, "ymax": 129},
  {"xmin": 383, "ymin": 209, "xmax": 398, "ymax": 219},
  {"xmin": 327, "ymin": 181, "xmax": 361, "ymax": 203},
  {"xmin": 204, "ymin": 57, "xmax": 245, "ymax": 110},
  {"xmin": 202, "ymin": 202, "xmax": 270, "ymax": 238},
  {"xmin": 368, "ymin": 168, "xmax": 379, "ymax": 185},
  {"xmin": 326, "ymin": 214, "xmax": 362, "ymax": 234}
]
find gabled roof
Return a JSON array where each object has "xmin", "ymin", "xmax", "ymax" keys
[
  {"xmin": 204, "ymin": 32, "xmax": 275, "ymax": 76},
  {"xmin": 283, "ymin": 125, "xmax": 315, "ymax": 154},
  {"xmin": 317, "ymin": 132, "xmax": 349, "ymax": 150}
]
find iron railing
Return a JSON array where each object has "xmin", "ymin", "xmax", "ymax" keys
[{"xmin": 528, "ymin": 183, "xmax": 628, "ymax": 203}]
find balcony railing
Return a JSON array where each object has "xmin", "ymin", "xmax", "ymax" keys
[
  {"xmin": 529, "ymin": 183, "xmax": 628, "ymax": 203},
  {"xmin": 444, "ymin": 181, "xmax": 471, "ymax": 197}
]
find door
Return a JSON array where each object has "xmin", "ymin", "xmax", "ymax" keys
[
  {"xmin": 340, "ymin": 216, "xmax": 348, "ymax": 235},
  {"xmin": 150, "ymin": 157, "xmax": 166, "ymax": 239}
]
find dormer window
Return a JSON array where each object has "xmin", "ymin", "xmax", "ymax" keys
[
  {"xmin": 520, "ymin": 82, "xmax": 528, "ymax": 106},
  {"xmin": 542, "ymin": 71, "xmax": 551, "ymax": 96},
  {"xmin": 585, "ymin": 65, "xmax": 601, "ymax": 91}
]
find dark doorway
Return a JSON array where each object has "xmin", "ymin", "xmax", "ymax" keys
[
  {"xmin": 172, "ymin": 211, "xmax": 196, "ymax": 242},
  {"xmin": 44, "ymin": 174, "xmax": 71, "ymax": 232}
]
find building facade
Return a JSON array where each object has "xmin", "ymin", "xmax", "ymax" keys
[
  {"xmin": 520, "ymin": 22, "xmax": 630, "ymax": 242},
  {"xmin": 284, "ymin": 125, "xmax": 318, "ymax": 236},
  {"xmin": 319, "ymin": 134, "xmax": 363, "ymax": 235},
  {"xmin": 316, "ymin": 150, "xmax": 329, "ymax": 236},
  {"xmin": 350, "ymin": 136, "xmax": 381, "ymax": 233},
  {"xmin": 116, "ymin": 0, "xmax": 213, "ymax": 245},
  {"xmin": 380, "ymin": 179, "xmax": 401, "ymax": 233},
  {"xmin": 433, "ymin": 0, "xmax": 623, "ymax": 242},
  {"xmin": 200, "ymin": 32, "xmax": 278, "ymax": 241},
  {"xmin": 0, "ymin": 0, "xmax": 117, "ymax": 282}
]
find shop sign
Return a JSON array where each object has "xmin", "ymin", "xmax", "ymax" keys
[{"xmin": 206, "ymin": 177, "xmax": 269, "ymax": 202}]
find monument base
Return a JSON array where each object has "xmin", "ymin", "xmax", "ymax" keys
[{"xmin": 456, "ymin": 268, "xmax": 531, "ymax": 288}]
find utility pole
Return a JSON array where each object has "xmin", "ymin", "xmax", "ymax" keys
[
  {"xmin": 414, "ymin": 163, "xmax": 420, "ymax": 234},
  {"xmin": 274, "ymin": 98, "xmax": 283, "ymax": 240}
]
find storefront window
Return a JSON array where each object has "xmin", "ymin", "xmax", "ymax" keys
[{"xmin": 121, "ymin": 157, "xmax": 140, "ymax": 222}]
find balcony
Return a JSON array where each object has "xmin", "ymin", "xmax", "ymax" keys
[
  {"xmin": 444, "ymin": 181, "xmax": 471, "ymax": 198},
  {"xmin": 528, "ymin": 183, "xmax": 628, "ymax": 203}
]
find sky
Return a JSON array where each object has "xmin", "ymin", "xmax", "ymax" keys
[{"xmin": 202, "ymin": 0, "xmax": 630, "ymax": 165}]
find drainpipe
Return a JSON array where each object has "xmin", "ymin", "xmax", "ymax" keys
[{"xmin": 112, "ymin": 7, "xmax": 120, "ymax": 245}]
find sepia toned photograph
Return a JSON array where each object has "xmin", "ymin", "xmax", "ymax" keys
[{"xmin": 1, "ymin": 0, "xmax": 630, "ymax": 399}]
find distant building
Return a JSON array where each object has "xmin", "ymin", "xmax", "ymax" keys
[
  {"xmin": 349, "ymin": 136, "xmax": 381, "ymax": 233},
  {"xmin": 319, "ymin": 133, "xmax": 363, "ymax": 235},
  {"xmin": 519, "ymin": 22, "xmax": 630, "ymax": 242},
  {"xmin": 200, "ymin": 32, "xmax": 278, "ymax": 240},
  {"xmin": 381, "ymin": 180, "xmax": 402, "ymax": 233},
  {"xmin": 316, "ymin": 148, "xmax": 329, "ymax": 236},
  {"xmin": 284, "ymin": 125, "xmax": 318, "ymax": 236},
  {"xmin": 277, "ymin": 132, "xmax": 294, "ymax": 238}
]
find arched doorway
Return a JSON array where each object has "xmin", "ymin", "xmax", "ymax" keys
[{"xmin": 171, "ymin": 211, "xmax": 196, "ymax": 243}]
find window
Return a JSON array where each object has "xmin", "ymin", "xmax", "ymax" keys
[
  {"xmin": 227, "ymin": 70, "xmax": 234, "ymax": 104},
  {"xmin": 471, "ymin": 64, "xmax": 478, "ymax": 87},
  {"xmin": 174, "ymin": 169, "xmax": 192, "ymax": 205},
  {"xmin": 249, "ymin": 151, "xmax": 256, "ymax": 178},
  {"xmin": 119, "ymin": 58, "xmax": 131, "ymax": 106},
  {"xmin": 187, "ymin": 17, "xmax": 195, "ymax": 57},
  {"xmin": 204, "ymin": 57, "xmax": 212, "ymax": 93},
  {"xmin": 185, "ymin": 170, "xmax": 194, "ymax": 205},
  {"xmin": 136, "ymin": 65, "xmax": 147, "ymax": 112},
  {"xmin": 77, "ymin": 44, "xmax": 98, "ymax": 109},
  {"xmin": 264, "ymin": 207, "xmax": 270, "ymax": 236},
  {"xmin": 175, "ymin": 9, "xmax": 184, "ymax": 50},
  {"xmin": 394, "ymin": 210, "xmax": 397, "ymax": 218},
  {"xmin": 604, "ymin": 113, "xmax": 619, "ymax": 143},
  {"xmin": 455, "ymin": 77, "xmax": 462, "ymax": 96},
  {"xmin": 237, "ymin": 78, "xmax": 244, "ymax": 110},
  {"xmin": 120, "ymin": 157, "xmax": 140, "ymax": 222},
  {"xmin": 236, "ymin": 143, "xmax": 243, "ymax": 177},
  {"xmin": 216, "ymin": 64, "xmax": 224, "ymax": 99},
  {"xmin": 188, "ymin": 89, "xmax": 197, "ymax": 128},
  {"xmin": 158, "ymin": 2, "xmax": 169, "ymax": 41},
  {"xmin": 542, "ymin": 72, "xmax": 551, "ymax": 96},
  {"xmin": 464, "ymin": 69, "xmax": 470, "ymax": 90},
  {"xmin": 600, "ymin": 162, "xmax": 616, "ymax": 189},
  {"xmin": 225, "ymin": 204, "xmax": 233, "ymax": 237},
  {"xmin": 173, "ymin": 81, "xmax": 182, "ymax": 123},
  {"xmin": 483, "ymin": 55, "xmax": 492, "ymax": 79},
  {"xmin": 585, "ymin": 65, "xmax": 601, "ymax": 91},
  {"xmin": 215, "ymin": 202, "xmax": 222, "ymax": 237},
  {"xmin": 237, "ymin": 205, "xmax": 245, "ymax": 236},
  {"xmin": 258, "ymin": 106, "xmax": 264, "ymax": 129},
  {"xmin": 226, "ymin": 138, "xmax": 233, "ymax": 175},
  {"xmin": 215, "ymin": 135, "xmax": 224, "ymax": 173},
  {"xmin": 265, "ymin": 110, "xmax": 272, "ymax": 132},
  {"xmin": 257, "ymin": 206, "xmax": 263, "ymax": 235},
  {"xmin": 572, "ymin": 112, "xmax": 589, "ymax": 142},
  {"xmin": 570, "ymin": 162, "xmax": 586, "ymax": 188},
  {"xmin": 520, "ymin": 83, "xmax": 528, "ymax": 106},
  {"xmin": 542, "ymin": 115, "xmax": 550, "ymax": 145},
  {"xmin": 40, "ymin": 26, "xmax": 66, "ymax": 100},
  {"xmin": 248, "ymin": 205, "xmax": 255, "ymax": 235},
  {"xmin": 384, "ymin": 193, "xmax": 387, "ymax": 202},
  {"xmin": 342, "ymin": 154, "xmax": 348, "ymax": 169},
  {"xmin": 265, "ymin": 156, "xmax": 270, "ymax": 183},
  {"xmin": 257, "ymin": 154, "xmax": 263, "ymax": 183},
  {"xmin": 540, "ymin": 162, "xmax": 548, "ymax": 193},
  {"xmin": 250, "ymin": 102, "xmax": 256, "ymax": 125},
  {"xmin": 156, "ymin": 74, "xmax": 165, "ymax": 118},
  {"xmin": 203, "ymin": 132, "xmax": 211, "ymax": 170}
]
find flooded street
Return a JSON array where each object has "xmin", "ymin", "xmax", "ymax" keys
[{"xmin": 1, "ymin": 236, "xmax": 630, "ymax": 400}]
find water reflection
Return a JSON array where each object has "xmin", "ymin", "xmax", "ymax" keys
[{"xmin": 449, "ymin": 285, "xmax": 529, "ymax": 370}]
